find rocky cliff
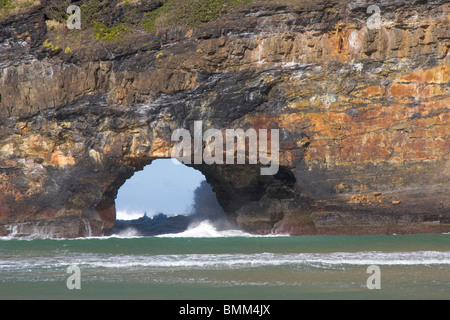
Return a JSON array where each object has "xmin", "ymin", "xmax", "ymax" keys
[{"xmin": 0, "ymin": 0, "xmax": 449, "ymax": 237}]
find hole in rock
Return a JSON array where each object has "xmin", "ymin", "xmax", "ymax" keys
[{"xmin": 111, "ymin": 159, "xmax": 229, "ymax": 237}]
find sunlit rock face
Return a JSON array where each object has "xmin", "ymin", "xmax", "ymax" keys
[{"xmin": 0, "ymin": 0, "xmax": 449, "ymax": 237}]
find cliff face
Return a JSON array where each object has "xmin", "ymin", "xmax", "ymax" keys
[{"xmin": 0, "ymin": 0, "xmax": 449, "ymax": 237}]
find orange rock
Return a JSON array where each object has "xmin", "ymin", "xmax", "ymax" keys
[
  {"xmin": 50, "ymin": 151, "xmax": 76, "ymax": 168},
  {"xmin": 363, "ymin": 85, "xmax": 386, "ymax": 96},
  {"xmin": 389, "ymin": 83, "xmax": 416, "ymax": 97},
  {"xmin": 399, "ymin": 65, "xmax": 449, "ymax": 83}
]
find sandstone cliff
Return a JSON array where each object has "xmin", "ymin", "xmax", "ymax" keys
[{"xmin": 0, "ymin": 0, "xmax": 449, "ymax": 237}]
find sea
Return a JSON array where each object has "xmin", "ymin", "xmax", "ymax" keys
[{"xmin": 0, "ymin": 217, "xmax": 449, "ymax": 300}]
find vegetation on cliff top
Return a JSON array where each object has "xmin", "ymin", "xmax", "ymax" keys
[
  {"xmin": 3, "ymin": 0, "xmax": 312, "ymax": 43},
  {"xmin": 142, "ymin": 0, "xmax": 253, "ymax": 32},
  {"xmin": 1, "ymin": 0, "xmax": 315, "ymax": 54},
  {"xmin": 37, "ymin": 0, "xmax": 256, "ymax": 43},
  {"xmin": 0, "ymin": 0, "xmax": 305, "ymax": 23},
  {"xmin": 0, "ymin": 0, "xmax": 40, "ymax": 19}
]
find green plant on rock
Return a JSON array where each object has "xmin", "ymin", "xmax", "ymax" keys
[
  {"xmin": 0, "ymin": 0, "xmax": 13, "ymax": 8},
  {"xmin": 142, "ymin": 0, "xmax": 253, "ymax": 32},
  {"xmin": 42, "ymin": 39, "xmax": 60, "ymax": 51},
  {"xmin": 0, "ymin": 0, "xmax": 13, "ymax": 19},
  {"xmin": 44, "ymin": 0, "xmax": 71, "ymax": 23},
  {"xmin": 1, "ymin": 0, "xmax": 40, "ymax": 19},
  {"xmin": 93, "ymin": 22, "xmax": 129, "ymax": 42},
  {"xmin": 80, "ymin": 0, "xmax": 102, "ymax": 27},
  {"xmin": 142, "ymin": 4, "xmax": 167, "ymax": 33}
]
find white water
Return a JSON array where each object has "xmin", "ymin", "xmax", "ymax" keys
[
  {"xmin": 1, "ymin": 251, "xmax": 449, "ymax": 272},
  {"xmin": 113, "ymin": 227, "xmax": 142, "ymax": 238},
  {"xmin": 156, "ymin": 220, "xmax": 253, "ymax": 238},
  {"xmin": 116, "ymin": 210, "xmax": 154, "ymax": 220},
  {"xmin": 82, "ymin": 251, "xmax": 450, "ymax": 269}
]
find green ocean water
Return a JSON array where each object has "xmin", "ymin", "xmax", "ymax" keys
[{"xmin": 0, "ymin": 231, "xmax": 449, "ymax": 300}]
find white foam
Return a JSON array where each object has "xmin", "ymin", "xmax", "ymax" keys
[
  {"xmin": 98, "ymin": 251, "xmax": 450, "ymax": 269},
  {"xmin": 1, "ymin": 250, "xmax": 449, "ymax": 273},
  {"xmin": 157, "ymin": 220, "xmax": 253, "ymax": 238},
  {"xmin": 116, "ymin": 210, "xmax": 147, "ymax": 221},
  {"xmin": 31, "ymin": 251, "xmax": 450, "ymax": 270},
  {"xmin": 112, "ymin": 227, "xmax": 141, "ymax": 238}
]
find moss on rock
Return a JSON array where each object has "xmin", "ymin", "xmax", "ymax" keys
[
  {"xmin": 93, "ymin": 21, "xmax": 129, "ymax": 42},
  {"xmin": 140, "ymin": 0, "xmax": 254, "ymax": 33}
]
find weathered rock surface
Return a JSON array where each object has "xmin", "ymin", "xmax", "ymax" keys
[{"xmin": 0, "ymin": 0, "xmax": 449, "ymax": 237}]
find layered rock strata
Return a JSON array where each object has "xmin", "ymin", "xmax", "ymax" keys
[{"xmin": 0, "ymin": 0, "xmax": 448, "ymax": 237}]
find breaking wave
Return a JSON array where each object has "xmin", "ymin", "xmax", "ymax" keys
[
  {"xmin": 111, "ymin": 216, "xmax": 268, "ymax": 238},
  {"xmin": 85, "ymin": 251, "xmax": 450, "ymax": 269},
  {"xmin": 2, "ymin": 251, "xmax": 449, "ymax": 272},
  {"xmin": 156, "ymin": 220, "xmax": 253, "ymax": 238}
]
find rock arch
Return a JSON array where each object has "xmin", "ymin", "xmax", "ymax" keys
[{"xmin": 0, "ymin": 0, "xmax": 449, "ymax": 237}]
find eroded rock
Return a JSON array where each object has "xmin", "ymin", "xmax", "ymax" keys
[{"xmin": 0, "ymin": 0, "xmax": 449, "ymax": 237}]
